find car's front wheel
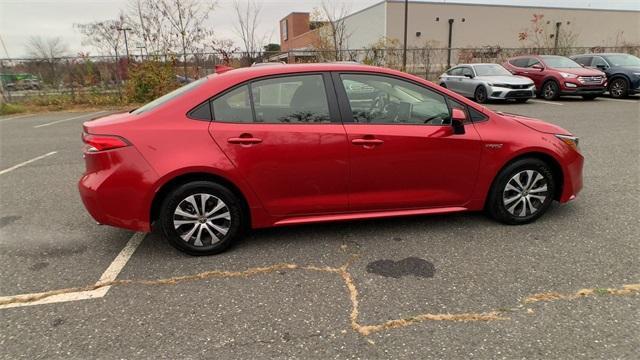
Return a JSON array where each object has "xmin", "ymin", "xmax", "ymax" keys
[
  {"xmin": 474, "ymin": 86, "xmax": 488, "ymax": 103},
  {"xmin": 542, "ymin": 80, "xmax": 560, "ymax": 100},
  {"xmin": 159, "ymin": 181, "xmax": 243, "ymax": 255},
  {"xmin": 487, "ymin": 158, "xmax": 556, "ymax": 225},
  {"xmin": 609, "ymin": 78, "xmax": 629, "ymax": 98}
]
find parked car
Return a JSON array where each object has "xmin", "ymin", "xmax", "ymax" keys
[
  {"xmin": 79, "ymin": 63, "xmax": 583, "ymax": 255},
  {"xmin": 503, "ymin": 55, "xmax": 606, "ymax": 100},
  {"xmin": 4, "ymin": 78, "xmax": 41, "ymax": 91},
  {"xmin": 439, "ymin": 63, "xmax": 535, "ymax": 103},
  {"xmin": 571, "ymin": 53, "xmax": 640, "ymax": 98}
]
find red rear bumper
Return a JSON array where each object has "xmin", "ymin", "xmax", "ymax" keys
[{"xmin": 78, "ymin": 146, "xmax": 158, "ymax": 232}]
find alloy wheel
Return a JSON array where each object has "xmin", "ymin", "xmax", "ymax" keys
[
  {"xmin": 610, "ymin": 79, "xmax": 626, "ymax": 98},
  {"xmin": 173, "ymin": 193, "xmax": 231, "ymax": 247},
  {"xmin": 543, "ymin": 83, "xmax": 556, "ymax": 99},
  {"xmin": 502, "ymin": 170, "xmax": 549, "ymax": 217}
]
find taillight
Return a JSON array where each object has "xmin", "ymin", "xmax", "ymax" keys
[{"xmin": 82, "ymin": 133, "xmax": 130, "ymax": 152}]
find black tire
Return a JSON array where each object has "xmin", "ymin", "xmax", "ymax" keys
[
  {"xmin": 582, "ymin": 95, "xmax": 598, "ymax": 100},
  {"xmin": 541, "ymin": 80, "xmax": 560, "ymax": 100},
  {"xmin": 486, "ymin": 158, "xmax": 556, "ymax": 225},
  {"xmin": 159, "ymin": 181, "xmax": 243, "ymax": 255},
  {"xmin": 474, "ymin": 86, "xmax": 488, "ymax": 103},
  {"xmin": 609, "ymin": 77, "xmax": 629, "ymax": 99},
  {"xmin": 515, "ymin": 98, "xmax": 529, "ymax": 103}
]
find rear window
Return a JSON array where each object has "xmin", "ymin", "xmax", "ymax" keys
[{"xmin": 132, "ymin": 76, "xmax": 209, "ymax": 115}]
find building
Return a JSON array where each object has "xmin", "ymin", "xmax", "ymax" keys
[
  {"xmin": 278, "ymin": 1, "xmax": 640, "ymax": 53},
  {"xmin": 274, "ymin": 13, "xmax": 323, "ymax": 62}
]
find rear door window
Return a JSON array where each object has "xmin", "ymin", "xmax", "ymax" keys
[
  {"xmin": 509, "ymin": 58, "xmax": 528, "ymax": 68},
  {"xmin": 250, "ymin": 75, "xmax": 331, "ymax": 123}
]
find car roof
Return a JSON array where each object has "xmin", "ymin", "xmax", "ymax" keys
[{"xmin": 571, "ymin": 53, "xmax": 628, "ymax": 57}]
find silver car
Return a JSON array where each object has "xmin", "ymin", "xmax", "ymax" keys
[{"xmin": 439, "ymin": 63, "xmax": 535, "ymax": 103}]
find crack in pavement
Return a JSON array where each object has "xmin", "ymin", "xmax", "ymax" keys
[{"xmin": 0, "ymin": 256, "xmax": 637, "ymax": 336}]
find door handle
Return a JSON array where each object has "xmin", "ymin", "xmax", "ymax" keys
[
  {"xmin": 227, "ymin": 135, "xmax": 262, "ymax": 145},
  {"xmin": 352, "ymin": 138, "xmax": 384, "ymax": 146}
]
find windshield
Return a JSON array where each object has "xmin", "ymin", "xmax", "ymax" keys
[
  {"xmin": 132, "ymin": 76, "xmax": 209, "ymax": 115},
  {"xmin": 540, "ymin": 56, "xmax": 581, "ymax": 68},
  {"xmin": 603, "ymin": 54, "xmax": 640, "ymax": 67},
  {"xmin": 473, "ymin": 64, "xmax": 511, "ymax": 76}
]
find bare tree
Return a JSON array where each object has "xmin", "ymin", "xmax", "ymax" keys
[
  {"xmin": 125, "ymin": 0, "xmax": 174, "ymax": 56},
  {"xmin": 233, "ymin": 0, "xmax": 269, "ymax": 63},
  {"xmin": 75, "ymin": 15, "xmax": 125, "ymax": 57},
  {"xmin": 152, "ymin": 0, "xmax": 216, "ymax": 77},
  {"xmin": 211, "ymin": 38, "xmax": 240, "ymax": 66},
  {"xmin": 316, "ymin": 0, "xmax": 352, "ymax": 61},
  {"xmin": 24, "ymin": 36, "xmax": 68, "ymax": 85}
]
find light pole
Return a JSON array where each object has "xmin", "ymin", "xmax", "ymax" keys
[
  {"xmin": 447, "ymin": 19, "xmax": 454, "ymax": 69},
  {"xmin": 402, "ymin": 0, "xmax": 409, "ymax": 72},
  {"xmin": 117, "ymin": 27, "xmax": 132, "ymax": 59}
]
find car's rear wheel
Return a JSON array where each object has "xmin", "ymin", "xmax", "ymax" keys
[
  {"xmin": 487, "ymin": 158, "xmax": 556, "ymax": 225},
  {"xmin": 474, "ymin": 86, "xmax": 488, "ymax": 103},
  {"xmin": 159, "ymin": 181, "xmax": 242, "ymax": 255},
  {"xmin": 542, "ymin": 80, "xmax": 560, "ymax": 100},
  {"xmin": 609, "ymin": 78, "xmax": 629, "ymax": 98}
]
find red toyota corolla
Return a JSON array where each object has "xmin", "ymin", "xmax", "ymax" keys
[{"xmin": 79, "ymin": 63, "xmax": 583, "ymax": 255}]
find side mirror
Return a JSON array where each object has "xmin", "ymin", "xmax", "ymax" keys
[
  {"xmin": 532, "ymin": 64, "xmax": 544, "ymax": 70},
  {"xmin": 596, "ymin": 64, "xmax": 607, "ymax": 70},
  {"xmin": 451, "ymin": 108, "xmax": 466, "ymax": 135},
  {"xmin": 464, "ymin": 74, "xmax": 474, "ymax": 79}
]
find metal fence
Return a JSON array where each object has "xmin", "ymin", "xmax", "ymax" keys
[{"xmin": 1, "ymin": 45, "xmax": 638, "ymax": 103}]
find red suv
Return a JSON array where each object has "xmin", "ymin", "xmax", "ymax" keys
[
  {"xmin": 503, "ymin": 55, "xmax": 606, "ymax": 100},
  {"xmin": 79, "ymin": 63, "xmax": 583, "ymax": 255}
]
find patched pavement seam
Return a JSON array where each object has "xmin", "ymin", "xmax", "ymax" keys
[{"xmin": 0, "ymin": 255, "xmax": 637, "ymax": 336}]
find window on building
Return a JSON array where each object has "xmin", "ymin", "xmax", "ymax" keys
[{"xmin": 281, "ymin": 19, "xmax": 288, "ymax": 41}]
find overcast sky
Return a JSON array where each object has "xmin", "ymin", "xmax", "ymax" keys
[{"xmin": 1, "ymin": 0, "xmax": 638, "ymax": 58}]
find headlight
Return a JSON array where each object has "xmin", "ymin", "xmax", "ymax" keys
[
  {"xmin": 559, "ymin": 72, "xmax": 577, "ymax": 79},
  {"xmin": 633, "ymin": 72, "xmax": 640, "ymax": 77},
  {"xmin": 555, "ymin": 134, "xmax": 579, "ymax": 151}
]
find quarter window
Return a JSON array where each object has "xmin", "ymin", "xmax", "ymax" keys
[
  {"xmin": 251, "ymin": 75, "xmax": 331, "ymax": 123},
  {"xmin": 212, "ymin": 85, "xmax": 253, "ymax": 123},
  {"xmin": 340, "ymin": 74, "xmax": 451, "ymax": 125}
]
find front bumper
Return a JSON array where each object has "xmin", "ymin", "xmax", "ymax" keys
[
  {"xmin": 560, "ymin": 78, "xmax": 606, "ymax": 96},
  {"xmin": 558, "ymin": 150, "xmax": 584, "ymax": 203},
  {"xmin": 78, "ymin": 146, "xmax": 158, "ymax": 232},
  {"xmin": 487, "ymin": 85, "xmax": 536, "ymax": 100}
]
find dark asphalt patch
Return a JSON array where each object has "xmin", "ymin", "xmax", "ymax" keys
[
  {"xmin": 0, "ymin": 215, "xmax": 20, "ymax": 228},
  {"xmin": 366, "ymin": 257, "xmax": 435, "ymax": 279}
]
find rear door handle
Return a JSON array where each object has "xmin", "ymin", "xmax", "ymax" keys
[
  {"xmin": 352, "ymin": 138, "xmax": 384, "ymax": 146},
  {"xmin": 227, "ymin": 135, "xmax": 262, "ymax": 145}
]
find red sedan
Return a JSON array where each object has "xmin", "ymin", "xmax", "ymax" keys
[{"xmin": 79, "ymin": 63, "xmax": 583, "ymax": 255}]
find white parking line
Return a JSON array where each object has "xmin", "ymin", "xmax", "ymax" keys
[
  {"xmin": 0, "ymin": 114, "xmax": 37, "ymax": 123},
  {"xmin": 33, "ymin": 111, "xmax": 107, "ymax": 128},
  {"xmin": 0, "ymin": 151, "xmax": 57, "ymax": 176},
  {"xmin": 530, "ymin": 99, "xmax": 564, "ymax": 106},
  {"xmin": 598, "ymin": 97, "xmax": 639, "ymax": 104},
  {"xmin": 0, "ymin": 232, "xmax": 145, "ymax": 309}
]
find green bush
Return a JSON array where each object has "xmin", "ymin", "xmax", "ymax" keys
[
  {"xmin": 125, "ymin": 61, "xmax": 179, "ymax": 103},
  {"xmin": 0, "ymin": 102, "xmax": 26, "ymax": 115}
]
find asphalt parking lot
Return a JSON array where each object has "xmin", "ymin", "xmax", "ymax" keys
[{"xmin": 1, "ymin": 96, "xmax": 638, "ymax": 359}]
